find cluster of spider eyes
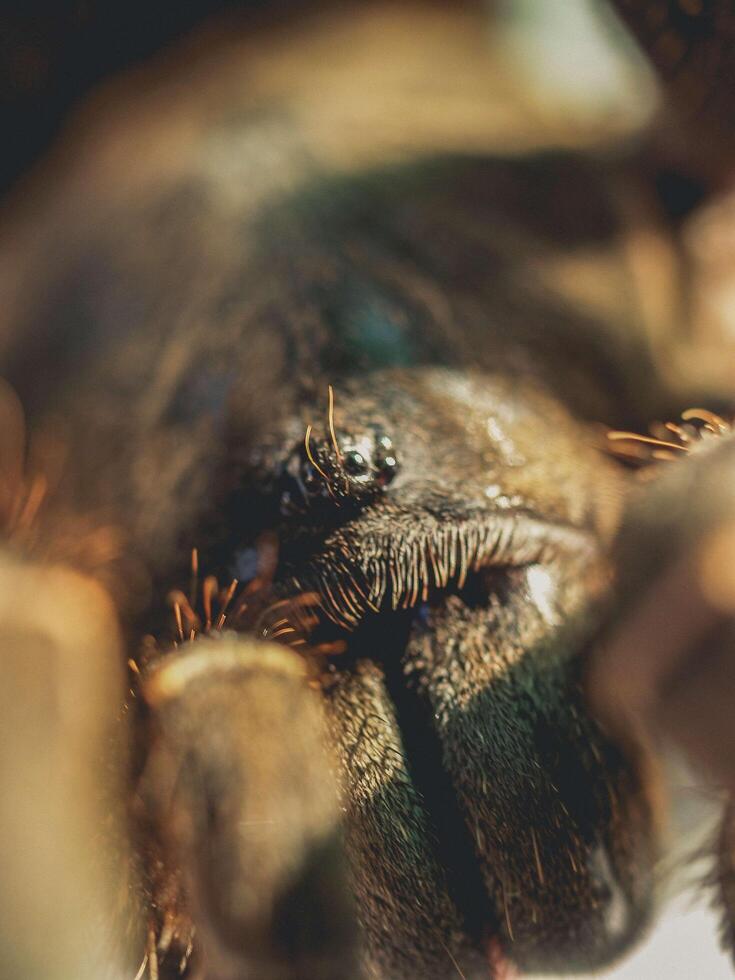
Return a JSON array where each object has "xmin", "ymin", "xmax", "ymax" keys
[
  {"xmin": 342, "ymin": 432, "xmax": 398, "ymax": 485},
  {"xmin": 279, "ymin": 426, "xmax": 399, "ymax": 518}
]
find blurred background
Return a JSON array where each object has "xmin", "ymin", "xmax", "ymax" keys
[{"xmin": 0, "ymin": 0, "xmax": 654, "ymax": 198}]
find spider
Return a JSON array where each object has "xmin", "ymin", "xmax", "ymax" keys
[{"xmin": 1, "ymin": 2, "xmax": 735, "ymax": 979}]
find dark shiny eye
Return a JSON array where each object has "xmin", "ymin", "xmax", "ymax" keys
[
  {"xmin": 273, "ymin": 421, "xmax": 401, "ymax": 523},
  {"xmin": 344, "ymin": 449, "xmax": 368, "ymax": 477},
  {"xmin": 373, "ymin": 433, "xmax": 398, "ymax": 486},
  {"xmin": 375, "ymin": 450, "xmax": 398, "ymax": 485}
]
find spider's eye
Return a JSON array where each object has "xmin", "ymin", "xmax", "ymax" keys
[
  {"xmin": 274, "ymin": 422, "xmax": 401, "ymax": 522},
  {"xmin": 344, "ymin": 449, "xmax": 369, "ymax": 478},
  {"xmin": 374, "ymin": 444, "xmax": 398, "ymax": 486}
]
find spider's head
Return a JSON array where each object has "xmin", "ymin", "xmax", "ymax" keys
[
  {"xmin": 277, "ymin": 415, "xmax": 399, "ymax": 520},
  {"xmin": 240, "ymin": 365, "xmax": 660, "ymax": 976}
]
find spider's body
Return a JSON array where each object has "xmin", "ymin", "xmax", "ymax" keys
[{"xmin": 2, "ymin": 3, "xmax": 735, "ymax": 979}]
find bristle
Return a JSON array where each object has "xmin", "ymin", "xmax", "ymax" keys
[
  {"xmin": 681, "ymin": 407, "xmax": 730, "ymax": 431},
  {"xmin": 215, "ymin": 578, "xmax": 239, "ymax": 629},
  {"xmin": 202, "ymin": 575, "xmax": 217, "ymax": 631},
  {"xmin": 147, "ymin": 926, "xmax": 159, "ymax": 980},
  {"xmin": 607, "ymin": 431, "xmax": 687, "ymax": 451},
  {"xmin": 322, "ymin": 578, "xmax": 357, "ymax": 630},
  {"xmin": 304, "ymin": 422, "xmax": 335, "ymax": 502},
  {"xmin": 311, "ymin": 639, "xmax": 348, "ymax": 657},
  {"xmin": 188, "ymin": 547, "xmax": 199, "ymax": 610},
  {"xmin": 457, "ymin": 532, "xmax": 469, "ymax": 590},
  {"xmin": 607, "ymin": 408, "xmax": 733, "ymax": 467},
  {"xmin": 167, "ymin": 590, "xmax": 199, "ymax": 633},
  {"xmin": 269, "ymin": 624, "xmax": 297, "ymax": 640},
  {"xmin": 502, "ymin": 879, "xmax": 515, "ymax": 942},
  {"xmin": 159, "ymin": 533, "xmax": 326, "ymax": 656},
  {"xmin": 309, "ymin": 514, "xmax": 537, "ymax": 632},
  {"xmin": 346, "ymin": 573, "xmax": 379, "ymax": 614},
  {"xmin": 406, "ymin": 549, "xmax": 420, "ymax": 609},
  {"xmin": 327, "ymin": 384, "xmax": 344, "ymax": 465},
  {"xmin": 664, "ymin": 421, "xmax": 692, "ymax": 442},
  {"xmin": 389, "ymin": 559, "xmax": 402, "ymax": 610},
  {"xmin": 336, "ymin": 578, "xmax": 361, "ymax": 620},
  {"xmin": 448, "ymin": 525, "xmax": 458, "ymax": 579},
  {"xmin": 418, "ymin": 546, "xmax": 429, "ymax": 602},
  {"xmin": 180, "ymin": 931, "xmax": 194, "ymax": 975}
]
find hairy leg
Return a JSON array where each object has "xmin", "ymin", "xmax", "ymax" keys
[
  {"xmin": 0, "ymin": 553, "xmax": 140, "ymax": 979},
  {"xmin": 140, "ymin": 637, "xmax": 358, "ymax": 980}
]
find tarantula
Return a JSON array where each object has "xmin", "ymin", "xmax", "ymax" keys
[{"xmin": 2, "ymin": 2, "xmax": 735, "ymax": 978}]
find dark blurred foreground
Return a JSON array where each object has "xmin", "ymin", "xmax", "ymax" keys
[{"xmin": 0, "ymin": 1, "xmax": 315, "ymax": 195}]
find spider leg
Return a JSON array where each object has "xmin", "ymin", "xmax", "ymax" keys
[
  {"xmin": 590, "ymin": 428, "xmax": 735, "ymax": 960},
  {"xmin": 140, "ymin": 636, "xmax": 359, "ymax": 980},
  {"xmin": 0, "ymin": 551, "xmax": 142, "ymax": 980},
  {"xmin": 322, "ymin": 658, "xmax": 489, "ymax": 980},
  {"xmin": 590, "ymin": 429, "xmax": 735, "ymax": 791},
  {"xmin": 716, "ymin": 805, "xmax": 735, "ymax": 956}
]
